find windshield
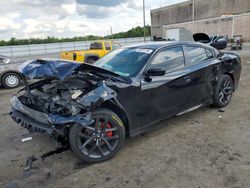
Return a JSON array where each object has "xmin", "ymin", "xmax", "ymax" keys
[{"xmin": 94, "ymin": 48, "xmax": 153, "ymax": 77}]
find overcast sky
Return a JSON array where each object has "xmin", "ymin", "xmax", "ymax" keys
[{"xmin": 0, "ymin": 0, "xmax": 187, "ymax": 40}]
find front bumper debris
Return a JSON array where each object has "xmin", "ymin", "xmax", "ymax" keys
[{"xmin": 10, "ymin": 96, "xmax": 93, "ymax": 135}]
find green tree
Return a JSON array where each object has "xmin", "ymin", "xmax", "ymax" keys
[{"xmin": 0, "ymin": 25, "xmax": 151, "ymax": 46}]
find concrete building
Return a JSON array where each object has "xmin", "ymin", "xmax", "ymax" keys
[{"xmin": 151, "ymin": 0, "xmax": 250, "ymax": 41}]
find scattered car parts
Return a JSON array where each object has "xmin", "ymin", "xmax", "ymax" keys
[{"xmin": 24, "ymin": 155, "xmax": 37, "ymax": 171}]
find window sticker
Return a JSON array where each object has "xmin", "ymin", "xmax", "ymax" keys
[{"xmin": 134, "ymin": 49, "xmax": 153, "ymax": 54}]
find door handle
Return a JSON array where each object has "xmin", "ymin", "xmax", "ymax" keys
[{"xmin": 184, "ymin": 76, "xmax": 191, "ymax": 83}]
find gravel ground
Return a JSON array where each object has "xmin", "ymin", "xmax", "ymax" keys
[{"xmin": 0, "ymin": 48, "xmax": 250, "ymax": 188}]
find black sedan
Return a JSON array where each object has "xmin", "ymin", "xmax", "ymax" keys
[{"xmin": 10, "ymin": 41, "xmax": 241, "ymax": 162}]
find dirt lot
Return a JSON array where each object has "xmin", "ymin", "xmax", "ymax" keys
[{"xmin": 1, "ymin": 49, "xmax": 250, "ymax": 188}]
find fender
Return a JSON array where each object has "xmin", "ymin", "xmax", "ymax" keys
[
  {"xmin": 101, "ymin": 98, "xmax": 130, "ymax": 136},
  {"xmin": 219, "ymin": 52, "xmax": 241, "ymax": 91}
]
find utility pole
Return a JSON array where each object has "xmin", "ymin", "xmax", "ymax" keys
[
  {"xmin": 192, "ymin": 0, "xmax": 195, "ymax": 21},
  {"xmin": 110, "ymin": 26, "xmax": 113, "ymax": 39},
  {"xmin": 143, "ymin": 0, "xmax": 146, "ymax": 42}
]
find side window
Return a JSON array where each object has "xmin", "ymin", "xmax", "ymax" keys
[
  {"xmin": 105, "ymin": 42, "xmax": 111, "ymax": 50},
  {"xmin": 90, "ymin": 42, "xmax": 102, "ymax": 49},
  {"xmin": 150, "ymin": 46, "xmax": 185, "ymax": 72},
  {"xmin": 186, "ymin": 46, "xmax": 209, "ymax": 66}
]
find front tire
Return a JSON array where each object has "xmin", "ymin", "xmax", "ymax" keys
[
  {"xmin": 69, "ymin": 108, "xmax": 125, "ymax": 163},
  {"xmin": 213, "ymin": 74, "xmax": 233, "ymax": 108},
  {"xmin": 2, "ymin": 73, "xmax": 21, "ymax": 88}
]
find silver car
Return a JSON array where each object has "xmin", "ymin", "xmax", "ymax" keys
[{"xmin": 0, "ymin": 55, "xmax": 24, "ymax": 88}]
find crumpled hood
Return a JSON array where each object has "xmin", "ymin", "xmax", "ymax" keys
[
  {"xmin": 18, "ymin": 59, "xmax": 129, "ymax": 83},
  {"xmin": 19, "ymin": 59, "xmax": 81, "ymax": 80}
]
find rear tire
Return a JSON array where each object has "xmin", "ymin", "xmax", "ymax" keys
[
  {"xmin": 213, "ymin": 74, "xmax": 233, "ymax": 108},
  {"xmin": 69, "ymin": 108, "xmax": 125, "ymax": 163},
  {"xmin": 2, "ymin": 72, "xmax": 21, "ymax": 89},
  {"xmin": 86, "ymin": 57, "xmax": 98, "ymax": 64}
]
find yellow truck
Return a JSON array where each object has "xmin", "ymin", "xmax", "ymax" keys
[{"xmin": 60, "ymin": 40, "xmax": 121, "ymax": 64}]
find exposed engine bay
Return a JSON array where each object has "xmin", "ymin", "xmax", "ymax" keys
[
  {"xmin": 20, "ymin": 78, "xmax": 91, "ymax": 116},
  {"xmin": 17, "ymin": 76, "xmax": 116, "ymax": 116},
  {"xmin": 13, "ymin": 59, "xmax": 126, "ymax": 120}
]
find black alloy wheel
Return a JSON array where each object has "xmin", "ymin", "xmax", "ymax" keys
[
  {"xmin": 213, "ymin": 74, "xmax": 233, "ymax": 107},
  {"xmin": 69, "ymin": 108, "xmax": 125, "ymax": 163}
]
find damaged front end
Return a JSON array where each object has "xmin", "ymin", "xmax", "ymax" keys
[{"xmin": 10, "ymin": 59, "xmax": 117, "ymax": 146}]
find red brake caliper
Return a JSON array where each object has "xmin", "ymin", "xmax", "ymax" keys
[{"xmin": 101, "ymin": 122, "xmax": 113, "ymax": 138}]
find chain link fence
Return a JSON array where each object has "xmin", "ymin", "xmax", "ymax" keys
[{"xmin": 0, "ymin": 37, "xmax": 151, "ymax": 58}]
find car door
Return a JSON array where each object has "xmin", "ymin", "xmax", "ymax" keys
[
  {"xmin": 184, "ymin": 45, "xmax": 220, "ymax": 106},
  {"xmin": 136, "ymin": 46, "xmax": 193, "ymax": 128}
]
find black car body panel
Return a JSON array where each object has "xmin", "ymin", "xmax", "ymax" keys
[{"xmin": 10, "ymin": 42, "xmax": 241, "ymax": 140}]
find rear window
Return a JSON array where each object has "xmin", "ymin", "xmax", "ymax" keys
[
  {"xmin": 90, "ymin": 42, "xmax": 103, "ymax": 50},
  {"xmin": 104, "ymin": 42, "xmax": 111, "ymax": 50}
]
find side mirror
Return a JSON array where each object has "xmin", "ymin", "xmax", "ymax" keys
[
  {"xmin": 210, "ymin": 38, "xmax": 227, "ymax": 50},
  {"xmin": 146, "ymin": 67, "xmax": 166, "ymax": 77}
]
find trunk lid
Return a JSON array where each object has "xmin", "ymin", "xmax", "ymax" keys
[{"xmin": 193, "ymin": 33, "xmax": 211, "ymax": 43}]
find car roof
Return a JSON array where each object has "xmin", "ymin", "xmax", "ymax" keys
[{"xmin": 123, "ymin": 41, "xmax": 214, "ymax": 50}]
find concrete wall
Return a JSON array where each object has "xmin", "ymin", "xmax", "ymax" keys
[
  {"xmin": 151, "ymin": 1, "xmax": 193, "ymax": 28},
  {"xmin": 0, "ymin": 37, "xmax": 151, "ymax": 58},
  {"xmin": 234, "ymin": 14, "xmax": 250, "ymax": 41},
  {"xmin": 194, "ymin": 0, "xmax": 250, "ymax": 20},
  {"xmin": 151, "ymin": 0, "xmax": 250, "ymax": 41},
  {"xmin": 151, "ymin": 0, "xmax": 250, "ymax": 26},
  {"xmin": 160, "ymin": 14, "xmax": 250, "ymax": 41}
]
